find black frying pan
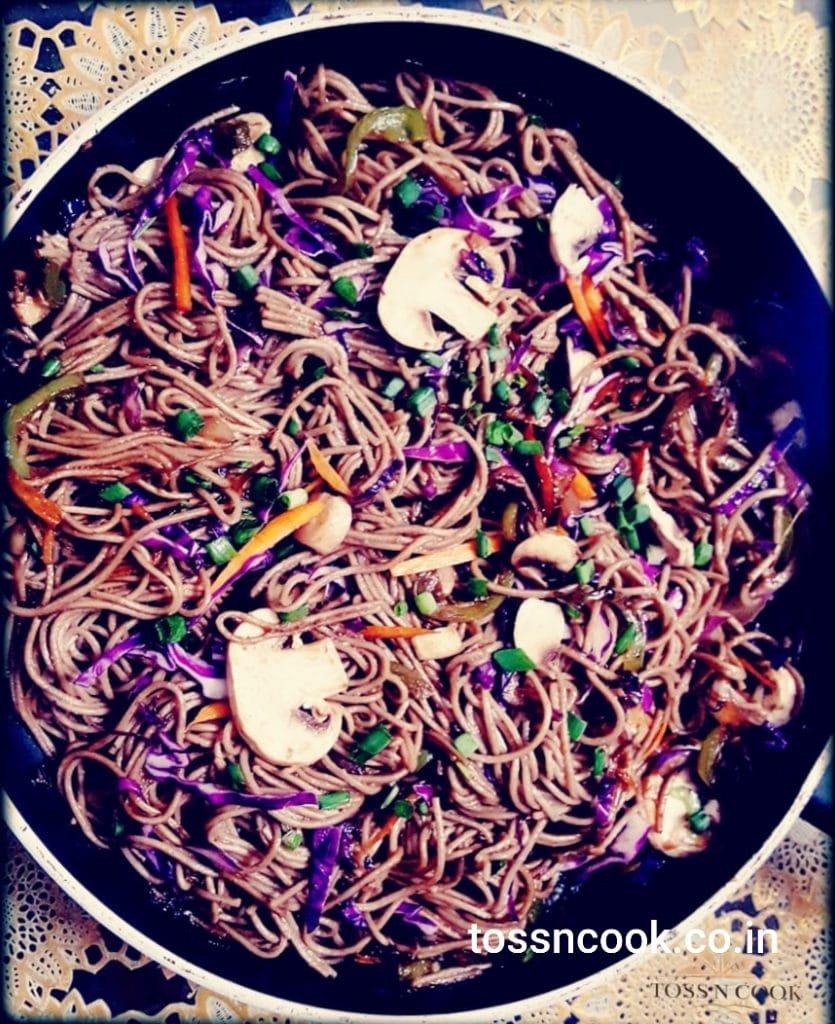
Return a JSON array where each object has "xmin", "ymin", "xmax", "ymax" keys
[{"xmin": 3, "ymin": 12, "xmax": 831, "ymax": 1021}]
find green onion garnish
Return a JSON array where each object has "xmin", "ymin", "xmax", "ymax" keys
[
  {"xmin": 251, "ymin": 474, "xmax": 279, "ymax": 505},
  {"xmin": 351, "ymin": 724, "xmax": 393, "ymax": 764},
  {"xmin": 592, "ymin": 746, "xmax": 606, "ymax": 778},
  {"xmin": 526, "ymin": 113, "xmax": 546, "ymax": 127},
  {"xmin": 394, "ymin": 176, "xmax": 421, "ymax": 207},
  {"xmin": 152, "ymin": 613, "xmax": 187, "ymax": 646},
  {"xmin": 205, "ymin": 536, "xmax": 237, "ymax": 566},
  {"xmin": 614, "ymin": 622, "xmax": 638, "ymax": 656},
  {"xmin": 694, "ymin": 541, "xmax": 713, "ymax": 567},
  {"xmin": 487, "ymin": 346, "xmax": 509, "ymax": 363},
  {"xmin": 393, "ymin": 600, "xmax": 408, "ymax": 618},
  {"xmin": 258, "ymin": 161, "xmax": 282, "ymax": 183},
  {"xmin": 230, "ymin": 517, "xmax": 260, "ymax": 547},
  {"xmin": 407, "ymin": 386, "xmax": 436, "ymax": 417},
  {"xmin": 382, "ymin": 376, "xmax": 406, "ymax": 400},
  {"xmin": 622, "ymin": 526, "xmax": 641, "ymax": 552},
  {"xmin": 619, "ymin": 355, "xmax": 642, "ymax": 370},
  {"xmin": 279, "ymin": 603, "xmax": 309, "ymax": 623},
  {"xmin": 453, "ymin": 732, "xmax": 478, "ymax": 757},
  {"xmin": 574, "ymin": 559, "xmax": 594, "ymax": 585},
  {"xmin": 416, "ymin": 799, "xmax": 430, "ymax": 815},
  {"xmin": 41, "ymin": 355, "xmax": 62, "ymax": 378},
  {"xmin": 552, "ymin": 388, "xmax": 571, "ymax": 415},
  {"xmin": 514, "ymin": 439, "xmax": 544, "ymax": 456},
  {"xmin": 612, "ymin": 474, "xmax": 635, "ymax": 503},
  {"xmin": 255, "ymin": 132, "xmax": 281, "ymax": 155},
  {"xmin": 493, "ymin": 380, "xmax": 511, "ymax": 403},
  {"xmin": 381, "ymin": 784, "xmax": 399, "ymax": 809},
  {"xmin": 475, "ymin": 530, "xmax": 491, "ymax": 558},
  {"xmin": 564, "ymin": 604, "xmax": 581, "ymax": 620},
  {"xmin": 468, "ymin": 577, "xmax": 489, "ymax": 598},
  {"xmin": 286, "ymin": 417, "xmax": 301, "ymax": 437},
  {"xmin": 232, "ymin": 264, "xmax": 259, "ymax": 291},
  {"xmin": 493, "ymin": 647, "xmax": 536, "ymax": 672},
  {"xmin": 226, "ymin": 760, "xmax": 246, "ymax": 791},
  {"xmin": 318, "ymin": 790, "xmax": 351, "ymax": 810},
  {"xmin": 688, "ymin": 808, "xmax": 712, "ymax": 834},
  {"xmin": 484, "ymin": 446, "xmax": 503, "ymax": 464},
  {"xmin": 278, "ymin": 488, "xmax": 308, "ymax": 510},
  {"xmin": 99, "ymin": 481, "xmax": 132, "ymax": 503},
  {"xmin": 393, "ymin": 798, "xmax": 414, "ymax": 819},
  {"xmin": 487, "ymin": 323, "xmax": 502, "ymax": 347},
  {"xmin": 530, "ymin": 391, "xmax": 549, "ymax": 419},
  {"xmin": 567, "ymin": 711, "xmax": 586, "ymax": 741},
  {"xmin": 415, "ymin": 591, "xmax": 437, "ymax": 616},
  {"xmin": 627, "ymin": 502, "xmax": 651, "ymax": 525},
  {"xmin": 182, "ymin": 470, "xmax": 214, "ymax": 490},
  {"xmin": 352, "ymin": 242, "xmax": 374, "ymax": 258},
  {"xmin": 579, "ymin": 516, "xmax": 595, "ymax": 537},
  {"xmin": 416, "ymin": 750, "xmax": 433, "ymax": 770},
  {"xmin": 282, "ymin": 829, "xmax": 303, "ymax": 850},
  {"xmin": 172, "ymin": 408, "xmax": 204, "ymax": 441},
  {"xmin": 333, "ymin": 276, "xmax": 358, "ymax": 306},
  {"xmin": 421, "ymin": 352, "xmax": 445, "ymax": 369},
  {"xmin": 90, "ymin": 363, "xmax": 105, "ymax": 374}
]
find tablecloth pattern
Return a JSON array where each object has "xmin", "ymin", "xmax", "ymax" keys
[{"xmin": 3, "ymin": 2, "xmax": 831, "ymax": 1022}]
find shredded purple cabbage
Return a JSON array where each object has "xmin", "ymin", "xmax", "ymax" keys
[
  {"xmin": 507, "ymin": 333, "xmax": 532, "ymax": 372},
  {"xmin": 73, "ymin": 634, "xmax": 145, "ymax": 687},
  {"xmin": 356, "ymin": 459, "xmax": 403, "ymax": 503},
  {"xmin": 685, "ymin": 236, "xmax": 709, "ymax": 279},
  {"xmin": 189, "ymin": 186, "xmax": 217, "ymax": 299},
  {"xmin": 473, "ymin": 662, "xmax": 497, "ymax": 690},
  {"xmin": 640, "ymin": 684, "xmax": 655, "ymax": 714},
  {"xmin": 480, "ymin": 182, "xmax": 526, "ymax": 213},
  {"xmin": 340, "ymin": 900, "xmax": 368, "ymax": 931},
  {"xmin": 593, "ymin": 778, "xmax": 617, "ymax": 827},
  {"xmin": 459, "ymin": 248, "xmax": 495, "ymax": 282},
  {"xmin": 394, "ymin": 901, "xmax": 438, "ymax": 936},
  {"xmin": 98, "ymin": 242, "xmax": 138, "ymax": 292},
  {"xmin": 246, "ymin": 165, "xmax": 341, "ymax": 258},
  {"xmin": 305, "ymin": 826, "xmax": 343, "ymax": 932},
  {"xmin": 277, "ymin": 440, "xmax": 307, "ymax": 493},
  {"xmin": 448, "ymin": 194, "xmax": 522, "ymax": 239},
  {"xmin": 413, "ymin": 782, "xmax": 434, "ymax": 803},
  {"xmin": 120, "ymin": 378, "xmax": 143, "ymax": 430}
]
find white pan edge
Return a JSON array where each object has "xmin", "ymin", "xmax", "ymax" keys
[{"xmin": 3, "ymin": 7, "xmax": 832, "ymax": 1022}]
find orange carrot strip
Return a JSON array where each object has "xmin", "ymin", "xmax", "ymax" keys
[
  {"xmin": 41, "ymin": 528, "xmax": 56, "ymax": 565},
  {"xmin": 360, "ymin": 815, "xmax": 399, "ymax": 856},
  {"xmin": 211, "ymin": 499, "xmax": 324, "ymax": 595},
  {"xmin": 581, "ymin": 273, "xmax": 611, "ymax": 344},
  {"xmin": 164, "ymin": 195, "xmax": 192, "ymax": 313},
  {"xmin": 571, "ymin": 471, "xmax": 596, "ymax": 501},
  {"xmin": 390, "ymin": 534, "xmax": 502, "ymax": 577},
  {"xmin": 8, "ymin": 469, "xmax": 62, "ymax": 526},
  {"xmin": 191, "ymin": 700, "xmax": 231, "ymax": 725},
  {"xmin": 565, "ymin": 275, "xmax": 605, "ymax": 356},
  {"xmin": 308, "ymin": 440, "xmax": 352, "ymax": 496},
  {"xmin": 360, "ymin": 625, "xmax": 436, "ymax": 640}
]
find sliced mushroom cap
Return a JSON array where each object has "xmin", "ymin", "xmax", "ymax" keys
[
  {"xmin": 228, "ymin": 112, "xmax": 273, "ymax": 172},
  {"xmin": 548, "ymin": 184, "xmax": 605, "ymax": 278},
  {"xmin": 227, "ymin": 612, "xmax": 347, "ymax": 766},
  {"xmin": 377, "ymin": 227, "xmax": 502, "ymax": 351},
  {"xmin": 511, "ymin": 531, "xmax": 580, "ymax": 577},
  {"xmin": 295, "ymin": 493, "xmax": 353, "ymax": 555},
  {"xmin": 643, "ymin": 767, "xmax": 716, "ymax": 858},
  {"xmin": 412, "ymin": 625, "xmax": 463, "ymax": 661},
  {"xmin": 513, "ymin": 598, "xmax": 567, "ymax": 669},
  {"xmin": 710, "ymin": 663, "xmax": 801, "ymax": 728}
]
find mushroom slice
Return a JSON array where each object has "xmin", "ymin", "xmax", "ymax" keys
[
  {"xmin": 634, "ymin": 456, "xmax": 694, "ymax": 568},
  {"xmin": 710, "ymin": 663, "xmax": 802, "ymax": 729},
  {"xmin": 511, "ymin": 531, "xmax": 579, "ymax": 577},
  {"xmin": 412, "ymin": 625, "xmax": 463, "ymax": 661},
  {"xmin": 643, "ymin": 767, "xmax": 717, "ymax": 858},
  {"xmin": 377, "ymin": 227, "xmax": 502, "ymax": 351},
  {"xmin": 513, "ymin": 598, "xmax": 567, "ymax": 669},
  {"xmin": 548, "ymin": 184, "xmax": 605, "ymax": 277},
  {"xmin": 227, "ymin": 112, "xmax": 273, "ymax": 172},
  {"xmin": 227, "ymin": 613, "xmax": 347, "ymax": 766},
  {"xmin": 295, "ymin": 494, "xmax": 353, "ymax": 555}
]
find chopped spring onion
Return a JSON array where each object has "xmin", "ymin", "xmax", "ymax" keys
[
  {"xmin": 352, "ymin": 242, "xmax": 374, "ymax": 258},
  {"xmin": 182, "ymin": 470, "xmax": 213, "ymax": 490},
  {"xmin": 619, "ymin": 355, "xmax": 641, "ymax": 370},
  {"xmin": 172, "ymin": 408, "xmax": 204, "ymax": 441},
  {"xmin": 484, "ymin": 446, "xmax": 503, "ymax": 464},
  {"xmin": 227, "ymin": 760, "xmax": 246, "ymax": 791},
  {"xmin": 394, "ymin": 176, "xmax": 422, "ymax": 207},
  {"xmin": 453, "ymin": 732, "xmax": 478, "ymax": 757},
  {"xmin": 487, "ymin": 346, "xmax": 509, "ymax": 363},
  {"xmin": 41, "ymin": 355, "xmax": 62, "ymax": 378},
  {"xmin": 258, "ymin": 161, "xmax": 282, "ymax": 183},
  {"xmin": 688, "ymin": 808, "xmax": 712, "ymax": 834},
  {"xmin": 393, "ymin": 600, "xmax": 408, "ymax": 618},
  {"xmin": 485, "ymin": 420, "xmax": 523, "ymax": 447},
  {"xmin": 579, "ymin": 515, "xmax": 595, "ymax": 537},
  {"xmin": 255, "ymin": 132, "xmax": 281, "ymax": 155},
  {"xmin": 420, "ymin": 352, "xmax": 445, "ymax": 369},
  {"xmin": 393, "ymin": 798, "xmax": 414, "ymax": 819},
  {"xmin": 352, "ymin": 724, "xmax": 393, "ymax": 764},
  {"xmin": 279, "ymin": 487, "xmax": 308, "ymax": 510},
  {"xmin": 333, "ymin": 276, "xmax": 358, "ymax": 306},
  {"xmin": 90, "ymin": 364, "xmax": 105, "ymax": 374},
  {"xmin": 493, "ymin": 647, "xmax": 536, "ymax": 673},
  {"xmin": 487, "ymin": 323, "xmax": 501, "ymax": 347},
  {"xmin": 206, "ymin": 536, "xmax": 237, "ymax": 566},
  {"xmin": 279, "ymin": 603, "xmax": 309, "ymax": 623},
  {"xmin": 574, "ymin": 559, "xmax": 594, "ymax": 585},
  {"xmin": 153, "ymin": 613, "xmax": 187, "ymax": 645},
  {"xmin": 592, "ymin": 747, "xmax": 606, "ymax": 778},
  {"xmin": 612, "ymin": 474, "xmax": 635, "ymax": 503},
  {"xmin": 407, "ymin": 386, "xmax": 437, "ymax": 417},
  {"xmin": 493, "ymin": 380, "xmax": 511, "ymax": 403},
  {"xmin": 232, "ymin": 264, "xmax": 259, "ymax": 291},
  {"xmin": 514, "ymin": 439, "xmax": 544, "ymax": 456},
  {"xmin": 251, "ymin": 474, "xmax": 280, "ymax": 505},
  {"xmin": 282, "ymin": 829, "xmax": 304, "ymax": 850},
  {"xmin": 622, "ymin": 526, "xmax": 641, "ymax": 552},
  {"xmin": 614, "ymin": 622, "xmax": 638, "ymax": 656},
  {"xmin": 553, "ymin": 387, "xmax": 571, "ymax": 415},
  {"xmin": 99, "ymin": 481, "xmax": 132, "ymax": 503},
  {"xmin": 468, "ymin": 577, "xmax": 489, "ymax": 598},
  {"xmin": 318, "ymin": 790, "xmax": 351, "ymax": 811},
  {"xmin": 416, "ymin": 799, "xmax": 430, "ymax": 815},
  {"xmin": 530, "ymin": 391, "xmax": 549, "ymax": 419},
  {"xmin": 564, "ymin": 604, "xmax": 581, "ymax": 620},
  {"xmin": 567, "ymin": 711, "xmax": 586, "ymax": 741},
  {"xmin": 415, "ymin": 591, "xmax": 438, "ymax": 616},
  {"xmin": 381, "ymin": 784, "xmax": 399, "ymax": 809},
  {"xmin": 287, "ymin": 417, "xmax": 301, "ymax": 437},
  {"xmin": 475, "ymin": 530, "xmax": 491, "ymax": 558},
  {"xmin": 693, "ymin": 540, "xmax": 713, "ymax": 567},
  {"xmin": 416, "ymin": 750, "xmax": 433, "ymax": 770},
  {"xmin": 627, "ymin": 502, "xmax": 651, "ymax": 525},
  {"xmin": 382, "ymin": 376, "xmax": 406, "ymax": 399},
  {"xmin": 526, "ymin": 113, "xmax": 546, "ymax": 127}
]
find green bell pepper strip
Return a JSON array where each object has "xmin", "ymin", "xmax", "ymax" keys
[{"xmin": 343, "ymin": 106, "xmax": 429, "ymax": 190}]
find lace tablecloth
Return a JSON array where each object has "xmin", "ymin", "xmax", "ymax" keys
[{"xmin": 3, "ymin": 2, "xmax": 831, "ymax": 1021}]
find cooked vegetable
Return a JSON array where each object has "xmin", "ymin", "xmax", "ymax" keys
[
  {"xmin": 164, "ymin": 194, "xmax": 192, "ymax": 313},
  {"xmin": 343, "ymin": 106, "xmax": 429, "ymax": 189},
  {"xmin": 308, "ymin": 440, "xmax": 352, "ymax": 496},
  {"xmin": 390, "ymin": 534, "xmax": 502, "ymax": 576},
  {"xmin": 305, "ymin": 826, "xmax": 343, "ymax": 932},
  {"xmin": 5, "ymin": 373, "xmax": 85, "ymax": 479}
]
